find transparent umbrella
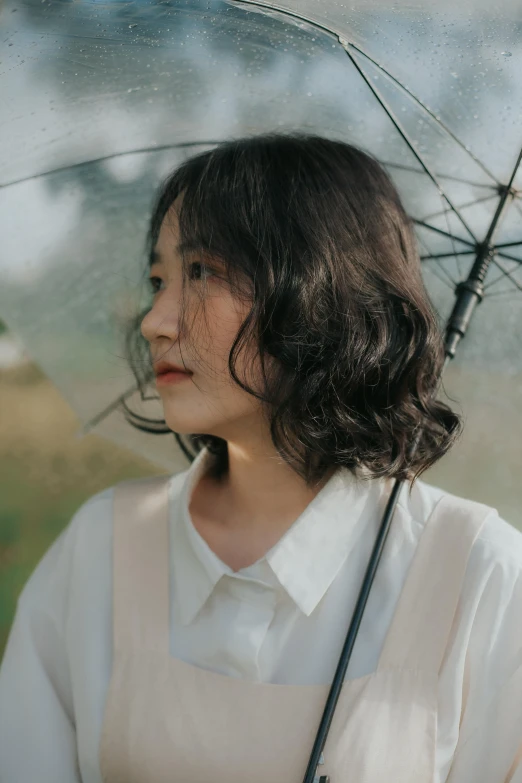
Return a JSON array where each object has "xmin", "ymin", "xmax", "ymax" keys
[
  {"xmin": 1, "ymin": 1, "xmax": 521, "ymax": 779},
  {"xmin": 1, "ymin": 0, "xmax": 521, "ymax": 521},
  {"xmin": 1, "ymin": 0, "xmax": 521, "ymax": 510}
]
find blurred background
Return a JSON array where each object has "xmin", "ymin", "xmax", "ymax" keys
[
  {"xmin": 1, "ymin": 0, "xmax": 522, "ymax": 661},
  {"xmin": 0, "ymin": 317, "xmax": 161, "ymax": 657}
]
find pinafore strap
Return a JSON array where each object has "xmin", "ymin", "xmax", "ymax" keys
[
  {"xmin": 377, "ymin": 493, "xmax": 494, "ymax": 674},
  {"xmin": 111, "ymin": 475, "xmax": 171, "ymax": 654}
]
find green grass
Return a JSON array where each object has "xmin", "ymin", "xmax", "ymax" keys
[
  {"xmin": 0, "ymin": 362, "xmax": 160, "ymax": 660},
  {"xmin": 0, "ymin": 463, "xmax": 83, "ymax": 649}
]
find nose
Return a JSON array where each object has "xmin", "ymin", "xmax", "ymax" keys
[{"xmin": 140, "ymin": 287, "xmax": 182, "ymax": 346}]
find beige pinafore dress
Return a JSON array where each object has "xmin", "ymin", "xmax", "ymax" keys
[{"xmin": 98, "ymin": 474, "xmax": 494, "ymax": 783}]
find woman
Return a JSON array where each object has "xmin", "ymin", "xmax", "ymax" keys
[{"xmin": 1, "ymin": 133, "xmax": 522, "ymax": 783}]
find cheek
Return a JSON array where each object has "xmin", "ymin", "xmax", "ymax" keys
[
  {"xmin": 199, "ymin": 297, "xmax": 246, "ymax": 350},
  {"xmin": 203, "ymin": 300, "xmax": 259, "ymax": 381}
]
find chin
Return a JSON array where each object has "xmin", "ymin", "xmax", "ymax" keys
[{"xmin": 162, "ymin": 410, "xmax": 220, "ymax": 437}]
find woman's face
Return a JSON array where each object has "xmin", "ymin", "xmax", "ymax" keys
[{"xmin": 140, "ymin": 200, "xmax": 265, "ymax": 441}]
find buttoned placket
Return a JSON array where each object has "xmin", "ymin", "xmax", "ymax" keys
[{"xmin": 221, "ymin": 574, "xmax": 279, "ymax": 681}]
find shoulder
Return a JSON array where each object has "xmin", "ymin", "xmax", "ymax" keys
[
  {"xmin": 400, "ymin": 477, "xmax": 522, "ymax": 572},
  {"xmin": 17, "ymin": 486, "xmax": 115, "ymax": 613},
  {"xmin": 398, "ymin": 478, "xmax": 522, "ymax": 647},
  {"xmin": 402, "ymin": 478, "xmax": 522, "ymax": 680},
  {"xmin": 17, "ymin": 470, "xmax": 188, "ymax": 614},
  {"xmin": 402, "ymin": 479, "xmax": 522, "ymax": 683}
]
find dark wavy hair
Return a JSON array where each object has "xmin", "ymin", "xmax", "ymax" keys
[{"xmin": 124, "ymin": 131, "xmax": 462, "ymax": 489}]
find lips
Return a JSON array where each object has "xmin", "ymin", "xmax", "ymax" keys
[{"xmin": 154, "ymin": 360, "xmax": 192, "ymax": 376}]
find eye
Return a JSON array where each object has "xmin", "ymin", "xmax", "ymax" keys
[
  {"xmin": 187, "ymin": 261, "xmax": 215, "ymax": 282},
  {"xmin": 147, "ymin": 262, "xmax": 217, "ymax": 295},
  {"xmin": 148, "ymin": 276, "xmax": 163, "ymax": 293}
]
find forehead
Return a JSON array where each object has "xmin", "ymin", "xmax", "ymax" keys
[
  {"xmin": 149, "ymin": 209, "xmax": 189, "ymax": 268},
  {"xmin": 149, "ymin": 197, "xmax": 219, "ymax": 269},
  {"xmin": 155, "ymin": 208, "xmax": 180, "ymax": 248},
  {"xmin": 149, "ymin": 229, "xmax": 207, "ymax": 269}
]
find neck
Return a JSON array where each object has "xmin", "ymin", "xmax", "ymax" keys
[{"xmin": 194, "ymin": 439, "xmax": 338, "ymax": 536}]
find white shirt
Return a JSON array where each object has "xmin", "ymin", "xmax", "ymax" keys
[{"xmin": 1, "ymin": 446, "xmax": 522, "ymax": 783}]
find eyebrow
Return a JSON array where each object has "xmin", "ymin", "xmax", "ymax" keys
[{"xmin": 148, "ymin": 241, "xmax": 204, "ymax": 268}]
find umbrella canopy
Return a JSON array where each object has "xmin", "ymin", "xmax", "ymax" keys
[{"xmin": 0, "ymin": 0, "xmax": 521, "ymax": 524}]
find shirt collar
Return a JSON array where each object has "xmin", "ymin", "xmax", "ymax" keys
[{"xmin": 171, "ymin": 446, "xmax": 391, "ymax": 626}]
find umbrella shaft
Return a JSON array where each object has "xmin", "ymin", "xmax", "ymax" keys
[{"xmin": 445, "ymin": 278, "xmax": 485, "ymax": 359}]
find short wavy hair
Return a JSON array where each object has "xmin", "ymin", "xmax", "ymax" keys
[{"xmin": 124, "ymin": 131, "xmax": 462, "ymax": 488}]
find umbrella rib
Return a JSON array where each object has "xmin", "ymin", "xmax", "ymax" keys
[
  {"xmin": 479, "ymin": 145, "xmax": 522, "ymax": 253},
  {"xmin": 485, "ymin": 256, "xmax": 522, "ymax": 293},
  {"xmin": 438, "ymin": 195, "xmax": 463, "ymax": 281},
  {"xmin": 78, "ymin": 381, "xmax": 141, "ymax": 435},
  {"xmin": 496, "ymin": 250, "xmax": 522, "ymax": 264},
  {"xmin": 426, "ymin": 259, "xmax": 458, "ymax": 287},
  {"xmin": 235, "ymin": 0, "xmax": 522, "ymax": 294},
  {"xmin": 231, "ymin": 0, "xmax": 500, "ymax": 191},
  {"xmin": 380, "ymin": 161, "xmax": 498, "ymax": 189},
  {"xmin": 422, "ymin": 193, "xmax": 499, "ymax": 223},
  {"xmin": 413, "ymin": 220, "xmax": 475, "ymax": 246},
  {"xmin": 482, "ymin": 260, "xmax": 519, "ymax": 292},
  {"xmin": 338, "ymin": 46, "xmax": 478, "ymax": 244},
  {"xmin": 482, "ymin": 288, "xmax": 520, "ymax": 297},
  {"xmin": 423, "ymin": 266, "xmax": 457, "ymax": 289},
  {"xmin": 416, "ymin": 235, "xmax": 458, "ymax": 287},
  {"xmin": 345, "ymin": 43, "xmax": 499, "ymax": 186},
  {"xmin": 419, "ymin": 251, "xmax": 475, "ymax": 260},
  {"xmin": 0, "ymin": 140, "xmax": 224, "ymax": 189},
  {"xmin": 496, "ymin": 239, "xmax": 522, "ymax": 249}
]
